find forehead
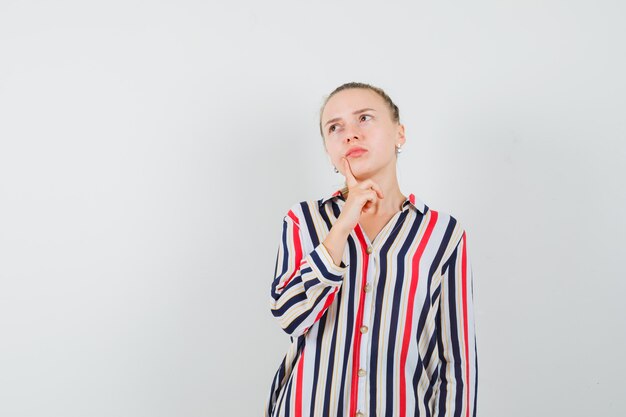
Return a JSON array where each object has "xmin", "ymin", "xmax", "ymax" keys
[{"xmin": 321, "ymin": 88, "xmax": 387, "ymax": 122}]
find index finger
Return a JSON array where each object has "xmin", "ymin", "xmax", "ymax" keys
[{"xmin": 342, "ymin": 157, "xmax": 358, "ymax": 188}]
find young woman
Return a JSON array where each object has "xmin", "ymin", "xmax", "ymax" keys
[{"xmin": 266, "ymin": 82, "xmax": 478, "ymax": 417}]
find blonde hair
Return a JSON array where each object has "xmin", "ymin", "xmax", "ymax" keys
[{"xmin": 318, "ymin": 82, "xmax": 401, "ymax": 198}]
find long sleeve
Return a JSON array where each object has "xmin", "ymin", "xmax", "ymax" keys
[
  {"xmin": 435, "ymin": 229, "xmax": 478, "ymax": 417},
  {"xmin": 269, "ymin": 206, "xmax": 349, "ymax": 338}
]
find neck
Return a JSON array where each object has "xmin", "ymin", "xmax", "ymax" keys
[{"xmin": 360, "ymin": 170, "xmax": 405, "ymax": 215}]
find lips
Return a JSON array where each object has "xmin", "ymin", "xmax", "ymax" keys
[{"xmin": 345, "ymin": 147, "xmax": 367, "ymax": 158}]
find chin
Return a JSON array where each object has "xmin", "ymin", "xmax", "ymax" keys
[{"xmin": 353, "ymin": 165, "xmax": 376, "ymax": 179}]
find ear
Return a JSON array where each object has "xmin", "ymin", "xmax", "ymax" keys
[{"xmin": 396, "ymin": 123, "xmax": 406, "ymax": 146}]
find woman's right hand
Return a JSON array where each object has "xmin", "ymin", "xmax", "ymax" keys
[{"xmin": 335, "ymin": 157, "xmax": 384, "ymax": 233}]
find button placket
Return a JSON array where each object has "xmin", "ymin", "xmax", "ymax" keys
[{"xmin": 357, "ymin": 246, "xmax": 375, "ymax": 413}]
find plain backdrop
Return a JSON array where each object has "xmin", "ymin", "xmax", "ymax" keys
[{"xmin": 1, "ymin": 1, "xmax": 625, "ymax": 416}]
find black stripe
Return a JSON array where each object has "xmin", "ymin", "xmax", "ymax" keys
[
  {"xmin": 412, "ymin": 216, "xmax": 457, "ymax": 396},
  {"xmin": 423, "ymin": 333, "xmax": 438, "ymax": 416},
  {"xmin": 369, "ymin": 209, "xmax": 410, "ymax": 414},
  {"xmin": 473, "ymin": 334, "xmax": 478, "ymax": 417},
  {"xmin": 412, "ymin": 355, "xmax": 424, "ymax": 417},
  {"xmin": 309, "ymin": 314, "xmax": 326, "ymax": 417},
  {"xmin": 282, "ymin": 286, "xmax": 333, "ymax": 335},
  {"xmin": 336, "ymin": 234, "xmax": 357, "ymax": 417},
  {"xmin": 445, "ymin": 249, "xmax": 464, "ymax": 417},
  {"xmin": 323, "ymin": 200, "xmax": 347, "ymax": 416},
  {"xmin": 270, "ymin": 218, "xmax": 292, "ymax": 300},
  {"xmin": 435, "ymin": 306, "xmax": 448, "ymax": 415},
  {"xmin": 385, "ymin": 213, "xmax": 423, "ymax": 416},
  {"xmin": 301, "ymin": 202, "xmax": 319, "ymax": 247}
]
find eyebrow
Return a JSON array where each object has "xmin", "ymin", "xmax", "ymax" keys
[{"xmin": 324, "ymin": 108, "xmax": 377, "ymax": 127}]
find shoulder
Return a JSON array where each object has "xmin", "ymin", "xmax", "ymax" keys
[
  {"xmin": 433, "ymin": 210, "xmax": 474, "ymax": 277},
  {"xmin": 422, "ymin": 202, "xmax": 464, "ymax": 231},
  {"xmin": 426, "ymin": 206, "xmax": 469, "ymax": 260},
  {"xmin": 281, "ymin": 198, "xmax": 326, "ymax": 225},
  {"xmin": 434, "ymin": 209, "xmax": 467, "ymax": 237}
]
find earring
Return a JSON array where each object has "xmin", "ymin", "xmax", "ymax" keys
[
  {"xmin": 396, "ymin": 144, "xmax": 402, "ymax": 154},
  {"xmin": 334, "ymin": 166, "xmax": 339, "ymax": 173}
]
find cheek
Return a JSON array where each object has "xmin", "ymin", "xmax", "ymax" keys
[
  {"xmin": 326, "ymin": 143, "xmax": 342, "ymax": 161},
  {"xmin": 371, "ymin": 139, "xmax": 396, "ymax": 159}
]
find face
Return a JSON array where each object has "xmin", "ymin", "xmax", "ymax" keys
[{"xmin": 321, "ymin": 88, "xmax": 405, "ymax": 181}]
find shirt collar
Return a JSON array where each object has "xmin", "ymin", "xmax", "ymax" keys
[{"xmin": 319, "ymin": 187, "xmax": 426, "ymax": 214}]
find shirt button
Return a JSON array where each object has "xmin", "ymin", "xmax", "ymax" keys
[
  {"xmin": 366, "ymin": 246, "xmax": 373, "ymax": 254},
  {"xmin": 356, "ymin": 412, "xmax": 365, "ymax": 417},
  {"xmin": 364, "ymin": 283, "xmax": 372, "ymax": 293},
  {"xmin": 360, "ymin": 325, "xmax": 369, "ymax": 334},
  {"xmin": 358, "ymin": 368, "xmax": 366, "ymax": 377}
]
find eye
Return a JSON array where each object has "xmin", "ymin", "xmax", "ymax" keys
[
  {"xmin": 360, "ymin": 114, "xmax": 372, "ymax": 122},
  {"xmin": 328, "ymin": 124, "xmax": 338, "ymax": 133}
]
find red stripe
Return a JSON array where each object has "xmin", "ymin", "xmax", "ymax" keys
[
  {"xmin": 287, "ymin": 210, "xmax": 300, "ymax": 226},
  {"xmin": 348, "ymin": 227, "xmax": 369, "ymax": 417},
  {"xmin": 461, "ymin": 232, "xmax": 470, "ymax": 417},
  {"xmin": 313, "ymin": 287, "xmax": 338, "ymax": 324},
  {"xmin": 303, "ymin": 287, "xmax": 338, "ymax": 335},
  {"xmin": 279, "ymin": 210, "xmax": 303, "ymax": 290},
  {"xmin": 295, "ymin": 344, "xmax": 305, "ymax": 417},
  {"xmin": 399, "ymin": 211, "xmax": 438, "ymax": 416}
]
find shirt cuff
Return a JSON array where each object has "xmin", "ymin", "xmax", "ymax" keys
[{"xmin": 305, "ymin": 242, "xmax": 349, "ymax": 286}]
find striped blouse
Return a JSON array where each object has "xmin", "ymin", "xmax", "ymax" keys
[{"xmin": 266, "ymin": 189, "xmax": 477, "ymax": 417}]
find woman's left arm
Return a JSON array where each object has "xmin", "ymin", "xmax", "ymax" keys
[{"xmin": 434, "ymin": 229, "xmax": 478, "ymax": 417}]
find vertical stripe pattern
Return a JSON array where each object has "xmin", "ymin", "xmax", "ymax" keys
[{"xmin": 266, "ymin": 190, "xmax": 478, "ymax": 417}]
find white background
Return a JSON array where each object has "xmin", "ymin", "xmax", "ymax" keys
[{"xmin": 1, "ymin": 1, "xmax": 625, "ymax": 416}]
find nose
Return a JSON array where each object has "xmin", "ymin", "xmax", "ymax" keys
[{"xmin": 343, "ymin": 123, "xmax": 360, "ymax": 143}]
